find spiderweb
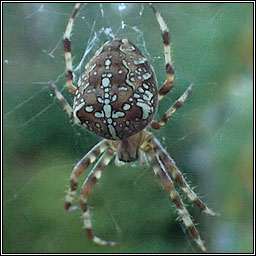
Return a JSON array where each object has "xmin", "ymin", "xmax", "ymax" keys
[{"xmin": 3, "ymin": 3, "xmax": 253, "ymax": 253}]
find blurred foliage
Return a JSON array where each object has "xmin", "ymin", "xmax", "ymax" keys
[{"xmin": 3, "ymin": 3, "xmax": 253, "ymax": 253}]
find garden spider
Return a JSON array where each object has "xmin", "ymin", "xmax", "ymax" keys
[{"xmin": 50, "ymin": 3, "xmax": 215, "ymax": 252}]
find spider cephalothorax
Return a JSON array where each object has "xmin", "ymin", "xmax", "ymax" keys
[{"xmin": 50, "ymin": 3, "xmax": 215, "ymax": 252}]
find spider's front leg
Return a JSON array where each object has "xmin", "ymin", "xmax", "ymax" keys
[
  {"xmin": 64, "ymin": 140, "xmax": 108, "ymax": 210},
  {"xmin": 79, "ymin": 147, "xmax": 118, "ymax": 246},
  {"xmin": 152, "ymin": 137, "xmax": 216, "ymax": 216},
  {"xmin": 148, "ymin": 151, "xmax": 207, "ymax": 252}
]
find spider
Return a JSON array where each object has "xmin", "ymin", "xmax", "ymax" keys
[{"xmin": 50, "ymin": 3, "xmax": 215, "ymax": 252}]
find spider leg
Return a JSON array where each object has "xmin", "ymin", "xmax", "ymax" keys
[
  {"xmin": 149, "ymin": 3, "xmax": 174, "ymax": 101},
  {"xmin": 152, "ymin": 137, "xmax": 215, "ymax": 216},
  {"xmin": 63, "ymin": 3, "xmax": 83, "ymax": 95},
  {"xmin": 150, "ymin": 83, "xmax": 194, "ymax": 129},
  {"xmin": 149, "ymin": 152, "xmax": 206, "ymax": 252},
  {"xmin": 79, "ymin": 148, "xmax": 118, "ymax": 246},
  {"xmin": 50, "ymin": 80, "xmax": 80, "ymax": 124},
  {"xmin": 64, "ymin": 140, "xmax": 108, "ymax": 210}
]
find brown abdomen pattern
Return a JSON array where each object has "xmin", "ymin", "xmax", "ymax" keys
[{"xmin": 73, "ymin": 39, "xmax": 158, "ymax": 140}]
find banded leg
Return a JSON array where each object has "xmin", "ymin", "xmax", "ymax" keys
[
  {"xmin": 50, "ymin": 81, "xmax": 79, "ymax": 124},
  {"xmin": 149, "ymin": 152, "xmax": 206, "ymax": 252},
  {"xmin": 149, "ymin": 3, "xmax": 174, "ymax": 101},
  {"xmin": 65, "ymin": 140, "xmax": 108, "ymax": 210},
  {"xmin": 63, "ymin": 3, "xmax": 82, "ymax": 95},
  {"xmin": 150, "ymin": 83, "xmax": 194, "ymax": 129},
  {"xmin": 152, "ymin": 137, "xmax": 215, "ymax": 216},
  {"xmin": 79, "ymin": 148, "xmax": 118, "ymax": 246}
]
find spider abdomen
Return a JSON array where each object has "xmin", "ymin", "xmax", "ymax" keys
[{"xmin": 73, "ymin": 39, "xmax": 158, "ymax": 140}]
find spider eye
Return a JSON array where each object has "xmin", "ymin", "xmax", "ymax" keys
[{"xmin": 74, "ymin": 39, "xmax": 158, "ymax": 140}]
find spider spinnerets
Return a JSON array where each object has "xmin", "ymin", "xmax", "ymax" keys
[{"xmin": 50, "ymin": 3, "xmax": 216, "ymax": 252}]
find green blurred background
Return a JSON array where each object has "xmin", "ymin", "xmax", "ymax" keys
[{"xmin": 3, "ymin": 3, "xmax": 253, "ymax": 253}]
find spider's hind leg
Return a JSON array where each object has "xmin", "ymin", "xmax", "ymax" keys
[
  {"xmin": 149, "ymin": 3, "xmax": 174, "ymax": 101},
  {"xmin": 50, "ymin": 81, "xmax": 78, "ymax": 124},
  {"xmin": 63, "ymin": 3, "xmax": 82, "ymax": 95},
  {"xmin": 150, "ymin": 83, "xmax": 194, "ymax": 129}
]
